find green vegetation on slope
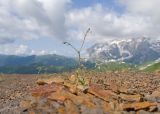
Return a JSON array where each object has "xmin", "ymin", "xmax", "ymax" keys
[
  {"xmin": 0, "ymin": 54, "xmax": 95, "ymax": 74},
  {"xmin": 95, "ymin": 62, "xmax": 137, "ymax": 72},
  {"xmin": 143, "ymin": 62, "xmax": 160, "ymax": 72}
]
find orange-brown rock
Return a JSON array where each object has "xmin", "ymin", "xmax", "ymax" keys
[
  {"xmin": 36, "ymin": 80, "xmax": 47, "ymax": 85},
  {"xmin": 77, "ymin": 84, "xmax": 88, "ymax": 91},
  {"xmin": 103, "ymin": 99, "xmax": 120, "ymax": 111},
  {"xmin": 110, "ymin": 82, "xmax": 119, "ymax": 93},
  {"xmin": 48, "ymin": 89, "xmax": 96, "ymax": 108},
  {"xmin": 88, "ymin": 84, "xmax": 117, "ymax": 101},
  {"xmin": 47, "ymin": 89, "xmax": 73, "ymax": 102},
  {"xmin": 102, "ymin": 101, "xmax": 113, "ymax": 113},
  {"xmin": 29, "ymin": 110, "xmax": 36, "ymax": 114},
  {"xmin": 151, "ymin": 91, "xmax": 160, "ymax": 97},
  {"xmin": 20, "ymin": 100, "xmax": 31, "ymax": 108},
  {"xmin": 119, "ymin": 94, "xmax": 142, "ymax": 102},
  {"xmin": 68, "ymin": 75, "xmax": 77, "ymax": 83},
  {"xmin": 57, "ymin": 107, "xmax": 65, "ymax": 114},
  {"xmin": 63, "ymin": 80, "xmax": 77, "ymax": 93},
  {"xmin": 36, "ymin": 77, "xmax": 64, "ymax": 85},
  {"xmin": 118, "ymin": 87, "xmax": 128, "ymax": 93},
  {"xmin": 75, "ymin": 96, "xmax": 96, "ymax": 108},
  {"xmin": 120, "ymin": 102, "xmax": 157, "ymax": 111},
  {"xmin": 149, "ymin": 106, "xmax": 157, "ymax": 112},
  {"xmin": 77, "ymin": 92, "xmax": 94, "ymax": 100},
  {"xmin": 64, "ymin": 100, "xmax": 79, "ymax": 114},
  {"xmin": 30, "ymin": 83, "xmax": 64, "ymax": 97},
  {"xmin": 51, "ymin": 77, "xmax": 65, "ymax": 83}
]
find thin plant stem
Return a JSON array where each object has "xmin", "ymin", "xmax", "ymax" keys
[{"xmin": 63, "ymin": 28, "xmax": 90, "ymax": 67}]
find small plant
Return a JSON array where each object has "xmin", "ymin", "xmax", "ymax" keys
[
  {"xmin": 37, "ymin": 66, "xmax": 43, "ymax": 74},
  {"xmin": 0, "ymin": 73, "xmax": 5, "ymax": 82},
  {"xmin": 63, "ymin": 28, "xmax": 91, "ymax": 86},
  {"xmin": 0, "ymin": 77, "xmax": 3, "ymax": 82}
]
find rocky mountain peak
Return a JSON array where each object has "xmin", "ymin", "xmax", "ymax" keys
[{"xmin": 87, "ymin": 38, "xmax": 160, "ymax": 64}]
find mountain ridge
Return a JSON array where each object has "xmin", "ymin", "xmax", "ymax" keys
[
  {"xmin": 87, "ymin": 38, "xmax": 160, "ymax": 64},
  {"xmin": 0, "ymin": 54, "xmax": 95, "ymax": 74},
  {"xmin": 0, "ymin": 54, "xmax": 76, "ymax": 67}
]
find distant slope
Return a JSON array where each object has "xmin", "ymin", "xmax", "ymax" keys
[
  {"xmin": 34, "ymin": 54, "xmax": 76, "ymax": 67},
  {"xmin": 0, "ymin": 54, "xmax": 95, "ymax": 74},
  {"xmin": 0, "ymin": 54, "xmax": 77, "ymax": 74},
  {"xmin": 143, "ymin": 62, "xmax": 160, "ymax": 72},
  {"xmin": 95, "ymin": 62, "xmax": 136, "ymax": 72},
  {"xmin": 0, "ymin": 55, "xmax": 35, "ymax": 66},
  {"xmin": 0, "ymin": 54, "xmax": 76, "ymax": 67}
]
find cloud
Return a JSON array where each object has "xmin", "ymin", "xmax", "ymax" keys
[
  {"xmin": 117, "ymin": 0, "xmax": 160, "ymax": 38},
  {"xmin": 0, "ymin": 44, "xmax": 56, "ymax": 55},
  {"xmin": 0, "ymin": 0, "xmax": 160, "ymax": 55},
  {"xmin": 118, "ymin": 0, "xmax": 160, "ymax": 17},
  {"xmin": 66, "ymin": 1, "xmax": 160, "ymax": 42},
  {"xmin": 0, "ymin": 0, "xmax": 71, "ymax": 44},
  {"xmin": 0, "ymin": 44, "xmax": 31, "ymax": 55},
  {"xmin": 0, "ymin": 38, "xmax": 14, "ymax": 44}
]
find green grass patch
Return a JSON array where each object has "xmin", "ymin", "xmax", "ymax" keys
[
  {"xmin": 95, "ymin": 62, "xmax": 137, "ymax": 72},
  {"xmin": 0, "ymin": 76, "xmax": 5, "ymax": 82},
  {"xmin": 143, "ymin": 62, "xmax": 160, "ymax": 72}
]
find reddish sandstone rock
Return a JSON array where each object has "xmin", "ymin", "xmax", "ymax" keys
[
  {"xmin": 149, "ymin": 106, "xmax": 157, "ymax": 112},
  {"xmin": 118, "ymin": 86, "xmax": 128, "ymax": 94},
  {"xmin": 47, "ymin": 91, "xmax": 67, "ymax": 102},
  {"xmin": 63, "ymin": 80, "xmax": 77, "ymax": 93},
  {"xmin": 102, "ymin": 101, "xmax": 113, "ymax": 113},
  {"xmin": 64, "ymin": 100, "xmax": 79, "ymax": 114},
  {"xmin": 29, "ymin": 110, "xmax": 36, "ymax": 114},
  {"xmin": 36, "ymin": 77, "xmax": 64, "ymax": 85},
  {"xmin": 109, "ymin": 81, "xmax": 119, "ymax": 93},
  {"xmin": 75, "ymin": 96, "xmax": 96, "ymax": 108},
  {"xmin": 119, "ymin": 94, "xmax": 142, "ymax": 102},
  {"xmin": 57, "ymin": 106, "xmax": 66, "ymax": 114},
  {"xmin": 36, "ymin": 80, "xmax": 47, "ymax": 85},
  {"xmin": 30, "ymin": 83, "xmax": 64, "ymax": 97},
  {"xmin": 48, "ymin": 89, "xmax": 96, "ymax": 108},
  {"xmin": 88, "ymin": 84, "xmax": 117, "ymax": 101},
  {"xmin": 120, "ymin": 102, "xmax": 157, "ymax": 111}
]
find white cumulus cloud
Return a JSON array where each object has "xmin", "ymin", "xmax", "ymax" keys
[
  {"xmin": 0, "ymin": 0, "xmax": 71, "ymax": 44},
  {"xmin": 0, "ymin": 0, "xmax": 160, "ymax": 55},
  {"xmin": 66, "ymin": 2, "xmax": 160, "ymax": 42},
  {"xmin": 0, "ymin": 44, "xmax": 56, "ymax": 55}
]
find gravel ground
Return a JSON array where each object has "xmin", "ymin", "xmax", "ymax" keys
[
  {"xmin": 0, "ymin": 74, "xmax": 38, "ymax": 114},
  {"xmin": 0, "ymin": 72, "xmax": 160, "ymax": 114}
]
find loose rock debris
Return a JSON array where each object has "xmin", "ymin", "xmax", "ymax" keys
[
  {"xmin": 1, "ymin": 72, "xmax": 160, "ymax": 114},
  {"xmin": 20, "ymin": 74, "xmax": 160, "ymax": 114}
]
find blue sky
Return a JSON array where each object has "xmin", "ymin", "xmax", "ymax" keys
[
  {"xmin": 72, "ymin": 0, "xmax": 125, "ymax": 13},
  {"xmin": 0, "ymin": 0, "xmax": 160, "ymax": 56}
]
